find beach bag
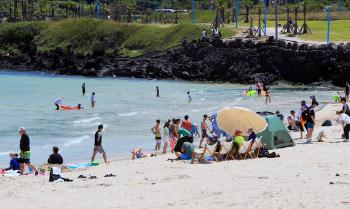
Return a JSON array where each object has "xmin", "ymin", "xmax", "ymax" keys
[{"xmin": 321, "ymin": 120, "xmax": 332, "ymax": 127}]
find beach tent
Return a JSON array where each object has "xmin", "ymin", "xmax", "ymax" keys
[{"xmin": 257, "ymin": 115, "xmax": 294, "ymax": 150}]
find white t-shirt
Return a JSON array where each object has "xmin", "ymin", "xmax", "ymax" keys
[
  {"xmin": 54, "ymin": 98, "xmax": 62, "ymax": 105},
  {"xmin": 91, "ymin": 95, "xmax": 96, "ymax": 103},
  {"xmin": 201, "ymin": 30, "xmax": 206, "ymax": 37},
  {"xmin": 339, "ymin": 113, "xmax": 350, "ymax": 125}
]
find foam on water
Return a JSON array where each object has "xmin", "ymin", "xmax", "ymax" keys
[
  {"xmin": 63, "ymin": 135, "xmax": 90, "ymax": 146},
  {"xmin": 118, "ymin": 112, "xmax": 138, "ymax": 117},
  {"xmin": 73, "ymin": 116, "xmax": 101, "ymax": 124}
]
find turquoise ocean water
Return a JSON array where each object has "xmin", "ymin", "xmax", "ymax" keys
[{"xmin": 0, "ymin": 71, "xmax": 338, "ymax": 166}]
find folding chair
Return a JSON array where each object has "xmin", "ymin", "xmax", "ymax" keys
[
  {"xmin": 237, "ymin": 140, "xmax": 254, "ymax": 160},
  {"xmin": 219, "ymin": 140, "xmax": 235, "ymax": 161},
  {"xmin": 193, "ymin": 142, "xmax": 218, "ymax": 163},
  {"xmin": 251, "ymin": 136, "xmax": 263, "ymax": 158}
]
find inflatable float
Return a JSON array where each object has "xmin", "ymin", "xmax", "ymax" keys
[
  {"xmin": 243, "ymin": 90, "xmax": 257, "ymax": 96},
  {"xmin": 60, "ymin": 104, "xmax": 82, "ymax": 110}
]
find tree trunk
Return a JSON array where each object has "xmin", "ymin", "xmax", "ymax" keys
[
  {"xmin": 13, "ymin": 0, "xmax": 17, "ymax": 22},
  {"xmin": 245, "ymin": 5, "xmax": 249, "ymax": 23}
]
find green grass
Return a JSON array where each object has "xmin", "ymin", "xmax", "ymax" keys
[
  {"xmin": 297, "ymin": 20, "xmax": 350, "ymax": 42},
  {"xmin": 0, "ymin": 18, "xmax": 236, "ymax": 58}
]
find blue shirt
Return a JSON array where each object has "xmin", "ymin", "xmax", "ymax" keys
[{"xmin": 5, "ymin": 158, "xmax": 20, "ymax": 171}]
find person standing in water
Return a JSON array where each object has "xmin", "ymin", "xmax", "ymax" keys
[
  {"xmin": 263, "ymin": 84, "xmax": 271, "ymax": 104},
  {"xmin": 156, "ymin": 86, "xmax": 160, "ymax": 97},
  {"xmin": 151, "ymin": 119, "xmax": 161, "ymax": 150},
  {"xmin": 18, "ymin": 127, "xmax": 38, "ymax": 175},
  {"xmin": 54, "ymin": 97, "xmax": 63, "ymax": 110},
  {"xmin": 91, "ymin": 92, "xmax": 96, "ymax": 108},
  {"xmin": 91, "ymin": 124, "xmax": 109, "ymax": 163},
  {"xmin": 187, "ymin": 91, "xmax": 192, "ymax": 103},
  {"xmin": 82, "ymin": 83, "xmax": 86, "ymax": 95}
]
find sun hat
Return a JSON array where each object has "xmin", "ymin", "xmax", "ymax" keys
[{"xmin": 234, "ymin": 130, "xmax": 242, "ymax": 135}]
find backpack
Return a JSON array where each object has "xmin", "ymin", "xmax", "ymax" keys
[
  {"xmin": 301, "ymin": 107, "xmax": 313, "ymax": 122},
  {"xmin": 321, "ymin": 120, "xmax": 332, "ymax": 126}
]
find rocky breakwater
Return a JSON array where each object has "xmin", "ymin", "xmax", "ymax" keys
[{"xmin": 1, "ymin": 37, "xmax": 350, "ymax": 86}]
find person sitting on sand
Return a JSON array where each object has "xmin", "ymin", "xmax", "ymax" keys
[
  {"xmin": 48, "ymin": 146, "xmax": 64, "ymax": 165},
  {"xmin": 336, "ymin": 111, "xmax": 350, "ymax": 142},
  {"xmin": 1, "ymin": 153, "xmax": 20, "ymax": 171},
  {"xmin": 175, "ymin": 141, "xmax": 194, "ymax": 160},
  {"xmin": 131, "ymin": 147, "xmax": 156, "ymax": 160},
  {"xmin": 276, "ymin": 110, "xmax": 284, "ymax": 122},
  {"xmin": 316, "ymin": 131, "xmax": 327, "ymax": 142},
  {"xmin": 178, "ymin": 127, "xmax": 191, "ymax": 139}
]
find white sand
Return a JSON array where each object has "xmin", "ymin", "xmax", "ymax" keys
[{"xmin": 1, "ymin": 103, "xmax": 349, "ymax": 209}]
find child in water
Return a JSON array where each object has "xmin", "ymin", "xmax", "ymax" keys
[
  {"xmin": 187, "ymin": 91, "xmax": 192, "ymax": 103},
  {"xmin": 151, "ymin": 119, "xmax": 161, "ymax": 150}
]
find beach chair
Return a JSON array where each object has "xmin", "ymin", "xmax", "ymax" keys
[
  {"xmin": 219, "ymin": 140, "xmax": 235, "ymax": 161},
  {"xmin": 237, "ymin": 140, "xmax": 254, "ymax": 160},
  {"xmin": 251, "ymin": 136, "xmax": 263, "ymax": 158},
  {"xmin": 193, "ymin": 142, "xmax": 218, "ymax": 163}
]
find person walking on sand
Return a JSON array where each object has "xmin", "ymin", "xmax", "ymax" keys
[
  {"xmin": 162, "ymin": 121, "xmax": 170, "ymax": 154},
  {"xmin": 199, "ymin": 114, "xmax": 210, "ymax": 148},
  {"xmin": 303, "ymin": 101, "xmax": 319, "ymax": 144},
  {"xmin": 54, "ymin": 96, "xmax": 63, "ymax": 110},
  {"xmin": 156, "ymin": 86, "xmax": 160, "ymax": 97},
  {"xmin": 263, "ymin": 84, "xmax": 271, "ymax": 104},
  {"xmin": 18, "ymin": 127, "xmax": 38, "ymax": 175},
  {"xmin": 169, "ymin": 119, "xmax": 177, "ymax": 153},
  {"xmin": 91, "ymin": 124, "xmax": 109, "ymax": 163},
  {"xmin": 91, "ymin": 92, "xmax": 96, "ymax": 108},
  {"xmin": 336, "ymin": 111, "xmax": 350, "ymax": 142},
  {"xmin": 82, "ymin": 83, "xmax": 86, "ymax": 95},
  {"xmin": 187, "ymin": 91, "xmax": 192, "ymax": 103},
  {"xmin": 151, "ymin": 119, "xmax": 161, "ymax": 150}
]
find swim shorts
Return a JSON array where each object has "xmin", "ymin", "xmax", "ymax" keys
[
  {"xmin": 93, "ymin": 146, "xmax": 105, "ymax": 154},
  {"xmin": 19, "ymin": 158, "xmax": 30, "ymax": 164},
  {"xmin": 156, "ymin": 139, "xmax": 161, "ymax": 144},
  {"xmin": 305, "ymin": 122, "xmax": 314, "ymax": 129},
  {"xmin": 202, "ymin": 130, "xmax": 208, "ymax": 138}
]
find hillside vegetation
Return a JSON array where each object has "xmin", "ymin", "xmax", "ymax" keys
[{"xmin": 0, "ymin": 18, "xmax": 233, "ymax": 57}]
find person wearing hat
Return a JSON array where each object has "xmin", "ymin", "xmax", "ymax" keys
[
  {"xmin": 54, "ymin": 96, "xmax": 63, "ymax": 110},
  {"xmin": 18, "ymin": 127, "xmax": 38, "ymax": 175},
  {"xmin": 1, "ymin": 152, "xmax": 20, "ymax": 171},
  {"xmin": 234, "ymin": 130, "xmax": 245, "ymax": 147},
  {"xmin": 91, "ymin": 124, "xmax": 109, "ymax": 163},
  {"xmin": 247, "ymin": 128, "xmax": 257, "ymax": 142}
]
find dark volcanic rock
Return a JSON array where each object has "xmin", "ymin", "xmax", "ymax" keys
[{"xmin": 0, "ymin": 38, "xmax": 349, "ymax": 86}]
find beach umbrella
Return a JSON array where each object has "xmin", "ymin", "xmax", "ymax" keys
[{"xmin": 216, "ymin": 107, "xmax": 268, "ymax": 136}]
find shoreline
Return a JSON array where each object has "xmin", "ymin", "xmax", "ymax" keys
[{"xmin": 1, "ymin": 103, "xmax": 349, "ymax": 209}]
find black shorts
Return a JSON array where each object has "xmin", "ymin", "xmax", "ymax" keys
[
  {"xmin": 19, "ymin": 158, "xmax": 30, "ymax": 164},
  {"xmin": 202, "ymin": 130, "xmax": 208, "ymax": 138}
]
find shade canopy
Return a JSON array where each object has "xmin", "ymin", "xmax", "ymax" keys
[{"xmin": 216, "ymin": 107, "xmax": 268, "ymax": 136}]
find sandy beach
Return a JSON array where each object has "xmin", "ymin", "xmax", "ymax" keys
[{"xmin": 1, "ymin": 103, "xmax": 349, "ymax": 209}]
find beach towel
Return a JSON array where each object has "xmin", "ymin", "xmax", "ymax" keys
[{"xmin": 65, "ymin": 162, "xmax": 99, "ymax": 169}]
